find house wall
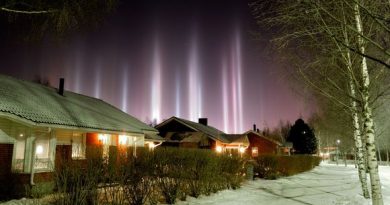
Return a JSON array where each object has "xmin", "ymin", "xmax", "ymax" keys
[{"xmin": 247, "ymin": 132, "xmax": 278, "ymax": 156}]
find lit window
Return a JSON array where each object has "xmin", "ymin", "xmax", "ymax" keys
[
  {"xmin": 98, "ymin": 134, "xmax": 111, "ymax": 159},
  {"xmin": 72, "ymin": 134, "xmax": 86, "ymax": 159},
  {"xmin": 13, "ymin": 135, "xmax": 26, "ymax": 172},
  {"xmin": 34, "ymin": 137, "xmax": 51, "ymax": 170},
  {"xmin": 98, "ymin": 134, "xmax": 110, "ymax": 145},
  {"xmin": 119, "ymin": 135, "xmax": 128, "ymax": 146},
  {"xmin": 252, "ymin": 147, "xmax": 258, "ymax": 157}
]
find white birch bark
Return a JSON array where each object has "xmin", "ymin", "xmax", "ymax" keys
[
  {"xmin": 354, "ymin": 2, "xmax": 383, "ymax": 205},
  {"xmin": 344, "ymin": 23, "xmax": 370, "ymax": 198}
]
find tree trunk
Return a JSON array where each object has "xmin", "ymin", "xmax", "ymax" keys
[
  {"xmin": 377, "ymin": 144, "xmax": 382, "ymax": 165},
  {"xmin": 344, "ymin": 152, "xmax": 347, "ymax": 167},
  {"xmin": 354, "ymin": 3, "xmax": 383, "ymax": 205},
  {"xmin": 345, "ymin": 26, "xmax": 370, "ymax": 198},
  {"xmin": 387, "ymin": 149, "xmax": 389, "ymax": 166}
]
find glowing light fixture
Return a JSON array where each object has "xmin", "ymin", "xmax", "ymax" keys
[
  {"xmin": 149, "ymin": 143, "xmax": 155, "ymax": 149},
  {"xmin": 19, "ymin": 133, "xmax": 24, "ymax": 137},
  {"xmin": 119, "ymin": 135, "xmax": 128, "ymax": 145},
  {"xmin": 98, "ymin": 134, "xmax": 109, "ymax": 145},
  {"xmin": 239, "ymin": 147, "xmax": 246, "ymax": 153},
  {"xmin": 216, "ymin": 146, "xmax": 223, "ymax": 153},
  {"xmin": 36, "ymin": 145, "xmax": 44, "ymax": 154}
]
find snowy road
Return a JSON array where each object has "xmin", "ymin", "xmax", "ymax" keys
[{"xmin": 177, "ymin": 163, "xmax": 390, "ymax": 205}]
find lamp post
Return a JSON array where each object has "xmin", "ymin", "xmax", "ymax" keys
[{"xmin": 336, "ymin": 139, "xmax": 340, "ymax": 165}]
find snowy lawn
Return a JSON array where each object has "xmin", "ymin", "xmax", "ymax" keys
[{"xmin": 177, "ymin": 162, "xmax": 390, "ymax": 205}]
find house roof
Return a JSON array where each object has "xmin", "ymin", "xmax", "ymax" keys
[
  {"xmin": 156, "ymin": 116, "xmax": 249, "ymax": 144},
  {"xmin": 244, "ymin": 130, "xmax": 282, "ymax": 146},
  {"xmin": 144, "ymin": 133, "xmax": 165, "ymax": 142},
  {"xmin": 222, "ymin": 134, "xmax": 249, "ymax": 145},
  {"xmin": 0, "ymin": 75, "xmax": 157, "ymax": 134}
]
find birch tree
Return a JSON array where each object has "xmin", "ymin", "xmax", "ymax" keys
[{"xmin": 250, "ymin": 0, "xmax": 389, "ymax": 203}]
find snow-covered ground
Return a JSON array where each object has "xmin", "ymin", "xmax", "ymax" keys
[
  {"xmin": 2, "ymin": 162, "xmax": 389, "ymax": 205},
  {"xmin": 177, "ymin": 162, "xmax": 390, "ymax": 205}
]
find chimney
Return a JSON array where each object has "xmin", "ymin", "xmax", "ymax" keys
[
  {"xmin": 253, "ymin": 124, "xmax": 257, "ymax": 132},
  {"xmin": 59, "ymin": 78, "xmax": 65, "ymax": 96},
  {"xmin": 198, "ymin": 118, "xmax": 208, "ymax": 126},
  {"xmin": 256, "ymin": 128, "xmax": 260, "ymax": 133}
]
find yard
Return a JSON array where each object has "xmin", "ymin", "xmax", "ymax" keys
[
  {"xmin": 2, "ymin": 162, "xmax": 389, "ymax": 205},
  {"xmin": 177, "ymin": 163, "xmax": 390, "ymax": 205}
]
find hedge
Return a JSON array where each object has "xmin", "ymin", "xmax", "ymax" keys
[
  {"xmin": 53, "ymin": 147, "xmax": 245, "ymax": 205},
  {"xmin": 253, "ymin": 155, "xmax": 321, "ymax": 179}
]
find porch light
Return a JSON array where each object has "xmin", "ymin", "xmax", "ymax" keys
[
  {"xmin": 149, "ymin": 143, "xmax": 155, "ymax": 149},
  {"xmin": 119, "ymin": 135, "xmax": 128, "ymax": 145},
  {"xmin": 36, "ymin": 145, "xmax": 44, "ymax": 154},
  {"xmin": 239, "ymin": 147, "xmax": 246, "ymax": 153},
  {"xmin": 216, "ymin": 146, "xmax": 223, "ymax": 153}
]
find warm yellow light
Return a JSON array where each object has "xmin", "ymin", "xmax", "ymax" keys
[
  {"xmin": 98, "ymin": 134, "xmax": 109, "ymax": 145},
  {"xmin": 149, "ymin": 143, "xmax": 155, "ymax": 149},
  {"xmin": 216, "ymin": 146, "xmax": 223, "ymax": 153},
  {"xmin": 239, "ymin": 147, "xmax": 246, "ymax": 153},
  {"xmin": 252, "ymin": 147, "xmax": 258, "ymax": 154},
  {"xmin": 119, "ymin": 135, "xmax": 128, "ymax": 145}
]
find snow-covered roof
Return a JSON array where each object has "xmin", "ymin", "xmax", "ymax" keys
[
  {"xmin": 244, "ymin": 130, "xmax": 282, "ymax": 146},
  {"xmin": 144, "ymin": 133, "xmax": 165, "ymax": 142},
  {"xmin": 156, "ymin": 116, "xmax": 248, "ymax": 144},
  {"xmin": 0, "ymin": 75, "xmax": 157, "ymax": 134},
  {"xmin": 222, "ymin": 134, "xmax": 249, "ymax": 145}
]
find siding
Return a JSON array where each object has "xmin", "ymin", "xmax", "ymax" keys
[
  {"xmin": 0, "ymin": 144, "xmax": 13, "ymax": 199},
  {"xmin": 247, "ymin": 133, "xmax": 278, "ymax": 156}
]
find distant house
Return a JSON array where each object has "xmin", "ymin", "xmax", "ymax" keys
[
  {"xmin": 155, "ymin": 117, "xmax": 249, "ymax": 153},
  {"xmin": 245, "ymin": 125, "xmax": 282, "ymax": 157},
  {"xmin": 0, "ymin": 75, "xmax": 161, "ymax": 198}
]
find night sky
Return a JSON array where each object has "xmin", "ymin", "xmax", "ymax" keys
[{"xmin": 0, "ymin": 0, "xmax": 314, "ymax": 133}]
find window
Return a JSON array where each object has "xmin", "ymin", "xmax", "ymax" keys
[
  {"xmin": 118, "ymin": 135, "xmax": 129, "ymax": 146},
  {"xmin": 13, "ymin": 135, "xmax": 26, "ymax": 172},
  {"xmin": 72, "ymin": 134, "xmax": 86, "ymax": 159},
  {"xmin": 13, "ymin": 132, "xmax": 55, "ymax": 173},
  {"xmin": 34, "ymin": 137, "xmax": 51, "ymax": 171},
  {"xmin": 252, "ymin": 147, "xmax": 259, "ymax": 157},
  {"xmin": 98, "ymin": 134, "xmax": 111, "ymax": 159}
]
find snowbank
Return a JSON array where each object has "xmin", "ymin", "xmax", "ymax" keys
[{"xmin": 177, "ymin": 163, "xmax": 390, "ymax": 205}]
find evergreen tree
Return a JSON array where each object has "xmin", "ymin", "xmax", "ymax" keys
[{"xmin": 287, "ymin": 119, "xmax": 317, "ymax": 154}]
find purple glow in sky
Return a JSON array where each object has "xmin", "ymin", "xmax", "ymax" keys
[{"xmin": 0, "ymin": 0, "xmax": 315, "ymax": 133}]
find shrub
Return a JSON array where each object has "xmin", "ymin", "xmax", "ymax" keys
[
  {"xmin": 53, "ymin": 146, "xmax": 246, "ymax": 205},
  {"xmin": 53, "ymin": 159, "xmax": 101, "ymax": 205},
  {"xmin": 153, "ymin": 148, "xmax": 185, "ymax": 204},
  {"xmin": 253, "ymin": 155, "xmax": 321, "ymax": 179},
  {"xmin": 254, "ymin": 155, "xmax": 279, "ymax": 179},
  {"xmin": 121, "ymin": 148, "xmax": 156, "ymax": 205}
]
